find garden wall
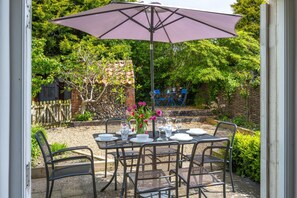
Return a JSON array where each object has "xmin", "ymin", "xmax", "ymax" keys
[{"xmin": 219, "ymin": 86, "xmax": 260, "ymax": 124}]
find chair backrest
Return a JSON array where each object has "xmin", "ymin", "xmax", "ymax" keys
[
  {"xmin": 154, "ymin": 89, "xmax": 161, "ymax": 95},
  {"xmin": 35, "ymin": 131, "xmax": 54, "ymax": 176},
  {"xmin": 122, "ymin": 141, "xmax": 180, "ymax": 193},
  {"xmin": 105, "ymin": 118, "xmax": 124, "ymax": 133},
  {"xmin": 213, "ymin": 121, "xmax": 237, "ymax": 148},
  {"xmin": 188, "ymin": 138, "xmax": 230, "ymax": 182},
  {"xmin": 181, "ymin": 88, "xmax": 187, "ymax": 94}
]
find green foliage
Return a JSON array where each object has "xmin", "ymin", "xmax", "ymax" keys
[
  {"xmin": 50, "ymin": 142, "xmax": 67, "ymax": 152},
  {"xmin": 232, "ymin": 131, "xmax": 261, "ymax": 182},
  {"xmin": 31, "ymin": 38, "xmax": 62, "ymax": 97},
  {"xmin": 231, "ymin": 0, "xmax": 267, "ymax": 40},
  {"xmin": 75, "ymin": 111, "xmax": 93, "ymax": 121},
  {"xmin": 31, "ymin": 125, "xmax": 47, "ymax": 164},
  {"xmin": 217, "ymin": 114, "xmax": 259, "ymax": 131}
]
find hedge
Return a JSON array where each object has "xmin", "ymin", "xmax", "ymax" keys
[{"xmin": 232, "ymin": 131, "xmax": 260, "ymax": 182}]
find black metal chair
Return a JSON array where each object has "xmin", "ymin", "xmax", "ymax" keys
[
  {"xmin": 123, "ymin": 141, "xmax": 180, "ymax": 198},
  {"xmin": 104, "ymin": 118, "xmax": 138, "ymax": 190},
  {"xmin": 183, "ymin": 121, "xmax": 237, "ymax": 192},
  {"xmin": 173, "ymin": 138, "xmax": 230, "ymax": 198},
  {"xmin": 35, "ymin": 131, "xmax": 97, "ymax": 198}
]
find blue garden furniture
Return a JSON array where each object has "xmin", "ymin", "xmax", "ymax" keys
[
  {"xmin": 178, "ymin": 88, "xmax": 187, "ymax": 106},
  {"xmin": 154, "ymin": 90, "xmax": 166, "ymax": 106}
]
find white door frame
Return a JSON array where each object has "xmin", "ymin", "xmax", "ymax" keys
[{"xmin": 0, "ymin": 0, "xmax": 32, "ymax": 197}]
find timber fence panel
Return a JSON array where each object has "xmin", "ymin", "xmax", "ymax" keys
[{"xmin": 31, "ymin": 100, "xmax": 72, "ymax": 127}]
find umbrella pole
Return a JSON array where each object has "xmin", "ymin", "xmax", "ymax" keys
[{"xmin": 150, "ymin": 8, "xmax": 156, "ymax": 138}]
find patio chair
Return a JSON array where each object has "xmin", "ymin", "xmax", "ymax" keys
[
  {"xmin": 177, "ymin": 88, "xmax": 187, "ymax": 106},
  {"xmin": 104, "ymin": 118, "xmax": 138, "ymax": 190},
  {"xmin": 35, "ymin": 131, "xmax": 97, "ymax": 198},
  {"xmin": 183, "ymin": 121, "xmax": 237, "ymax": 192},
  {"xmin": 154, "ymin": 89, "xmax": 167, "ymax": 106},
  {"xmin": 172, "ymin": 138, "xmax": 230, "ymax": 198},
  {"xmin": 123, "ymin": 141, "xmax": 180, "ymax": 198}
]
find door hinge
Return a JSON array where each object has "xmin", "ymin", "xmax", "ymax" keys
[{"xmin": 26, "ymin": 162, "xmax": 31, "ymax": 188}]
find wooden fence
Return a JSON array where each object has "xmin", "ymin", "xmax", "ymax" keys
[{"xmin": 31, "ymin": 100, "xmax": 71, "ymax": 127}]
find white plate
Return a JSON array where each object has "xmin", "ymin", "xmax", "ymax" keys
[
  {"xmin": 95, "ymin": 137, "xmax": 118, "ymax": 142},
  {"xmin": 130, "ymin": 138, "xmax": 154, "ymax": 143},
  {"xmin": 186, "ymin": 128, "xmax": 207, "ymax": 136},
  {"xmin": 170, "ymin": 135, "xmax": 193, "ymax": 141},
  {"xmin": 115, "ymin": 131, "xmax": 136, "ymax": 136}
]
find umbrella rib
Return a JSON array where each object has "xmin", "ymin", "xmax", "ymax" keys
[
  {"xmin": 155, "ymin": 11, "xmax": 172, "ymax": 43},
  {"xmin": 51, "ymin": 5, "xmax": 146, "ymax": 21},
  {"xmin": 99, "ymin": 8, "xmax": 149, "ymax": 38},
  {"xmin": 155, "ymin": 16, "xmax": 184, "ymax": 31},
  {"xmin": 155, "ymin": 8, "xmax": 179, "ymax": 30},
  {"xmin": 119, "ymin": 10, "xmax": 150, "ymax": 31},
  {"xmin": 160, "ymin": 7, "xmax": 237, "ymax": 36}
]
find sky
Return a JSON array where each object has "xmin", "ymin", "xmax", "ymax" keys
[{"xmin": 144, "ymin": 0, "xmax": 236, "ymax": 14}]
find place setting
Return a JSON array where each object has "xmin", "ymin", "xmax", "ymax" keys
[
  {"xmin": 130, "ymin": 134, "xmax": 154, "ymax": 143},
  {"xmin": 95, "ymin": 133, "xmax": 118, "ymax": 142},
  {"xmin": 185, "ymin": 128, "xmax": 208, "ymax": 136}
]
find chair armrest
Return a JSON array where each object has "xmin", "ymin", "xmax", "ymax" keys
[
  {"xmin": 49, "ymin": 155, "xmax": 93, "ymax": 164},
  {"xmin": 52, "ymin": 146, "xmax": 94, "ymax": 159}
]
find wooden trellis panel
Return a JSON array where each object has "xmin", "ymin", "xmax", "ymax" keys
[{"xmin": 31, "ymin": 100, "xmax": 71, "ymax": 127}]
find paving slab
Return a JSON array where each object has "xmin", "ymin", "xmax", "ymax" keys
[{"xmin": 32, "ymin": 171, "xmax": 260, "ymax": 198}]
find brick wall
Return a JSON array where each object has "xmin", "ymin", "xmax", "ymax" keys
[
  {"xmin": 71, "ymin": 89, "xmax": 82, "ymax": 116},
  {"xmin": 126, "ymin": 86, "xmax": 135, "ymax": 107},
  {"xmin": 224, "ymin": 87, "xmax": 260, "ymax": 124}
]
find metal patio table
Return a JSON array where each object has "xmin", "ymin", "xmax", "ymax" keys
[{"xmin": 93, "ymin": 129, "xmax": 219, "ymax": 197}]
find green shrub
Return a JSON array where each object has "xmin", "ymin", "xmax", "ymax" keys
[
  {"xmin": 50, "ymin": 142, "xmax": 67, "ymax": 152},
  {"xmin": 75, "ymin": 111, "xmax": 93, "ymax": 121},
  {"xmin": 31, "ymin": 125, "xmax": 47, "ymax": 164},
  {"xmin": 232, "ymin": 131, "xmax": 260, "ymax": 182}
]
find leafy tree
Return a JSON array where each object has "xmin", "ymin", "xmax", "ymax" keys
[
  {"xmin": 59, "ymin": 36, "xmax": 132, "ymax": 113},
  {"xmin": 31, "ymin": 38, "xmax": 61, "ymax": 97},
  {"xmin": 231, "ymin": 0, "xmax": 267, "ymax": 40},
  {"xmin": 32, "ymin": 0, "xmax": 133, "ymax": 111},
  {"xmin": 130, "ymin": 41, "xmax": 174, "ymax": 101},
  {"xmin": 165, "ymin": 31, "xmax": 259, "ymax": 109}
]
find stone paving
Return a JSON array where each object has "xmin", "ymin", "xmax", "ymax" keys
[{"xmin": 32, "ymin": 170, "xmax": 260, "ymax": 198}]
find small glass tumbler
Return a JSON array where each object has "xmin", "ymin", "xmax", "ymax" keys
[
  {"xmin": 121, "ymin": 128, "xmax": 130, "ymax": 143},
  {"xmin": 165, "ymin": 125, "xmax": 172, "ymax": 140}
]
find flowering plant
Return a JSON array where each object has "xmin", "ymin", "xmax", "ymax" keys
[{"xmin": 127, "ymin": 101, "xmax": 163, "ymax": 134}]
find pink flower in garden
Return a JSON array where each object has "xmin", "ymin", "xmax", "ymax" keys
[
  {"xmin": 150, "ymin": 116, "xmax": 157, "ymax": 120},
  {"xmin": 132, "ymin": 104, "xmax": 137, "ymax": 109},
  {"xmin": 127, "ymin": 107, "xmax": 132, "ymax": 112},
  {"xmin": 144, "ymin": 119, "xmax": 148, "ymax": 123},
  {"xmin": 139, "ymin": 114, "xmax": 144, "ymax": 119},
  {"xmin": 138, "ymin": 101, "xmax": 146, "ymax": 106},
  {"xmin": 156, "ymin": 109, "xmax": 163, "ymax": 116}
]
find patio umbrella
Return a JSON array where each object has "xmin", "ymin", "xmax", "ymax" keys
[{"xmin": 51, "ymin": 1, "xmax": 241, "ymax": 136}]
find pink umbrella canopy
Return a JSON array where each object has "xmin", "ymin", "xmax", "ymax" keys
[
  {"xmin": 51, "ymin": 2, "xmax": 241, "ymax": 43},
  {"xmin": 51, "ymin": 1, "xmax": 241, "ymax": 136}
]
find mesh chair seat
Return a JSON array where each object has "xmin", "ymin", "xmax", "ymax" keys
[
  {"xmin": 146, "ymin": 147, "xmax": 177, "ymax": 156},
  {"xmin": 175, "ymin": 167, "xmax": 224, "ymax": 188},
  {"xmin": 184, "ymin": 154, "xmax": 224, "ymax": 165},
  {"xmin": 128, "ymin": 169, "xmax": 174, "ymax": 193},
  {"xmin": 49, "ymin": 164, "xmax": 93, "ymax": 180}
]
